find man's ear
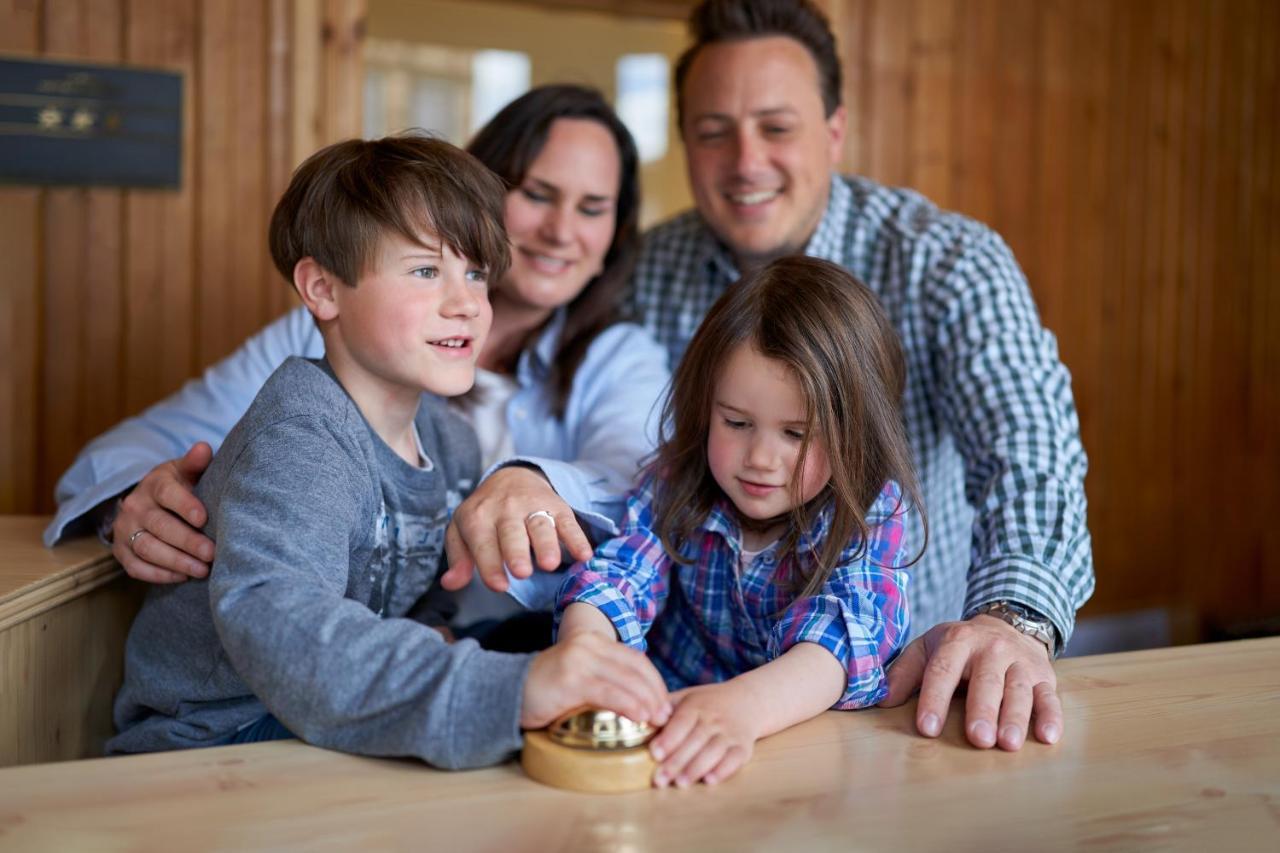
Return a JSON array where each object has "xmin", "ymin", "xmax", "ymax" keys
[
  {"xmin": 293, "ymin": 257, "xmax": 339, "ymax": 322},
  {"xmin": 825, "ymin": 104, "xmax": 847, "ymax": 168}
]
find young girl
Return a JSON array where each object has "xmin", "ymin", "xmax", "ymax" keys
[{"xmin": 555, "ymin": 255, "xmax": 923, "ymax": 787}]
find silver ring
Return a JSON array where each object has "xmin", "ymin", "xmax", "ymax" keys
[
  {"xmin": 525, "ymin": 510, "xmax": 556, "ymax": 530},
  {"xmin": 128, "ymin": 529, "xmax": 146, "ymax": 549}
]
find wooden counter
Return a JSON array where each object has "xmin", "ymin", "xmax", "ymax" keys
[
  {"xmin": 0, "ymin": 516, "xmax": 143, "ymax": 766},
  {"xmin": 0, "ymin": 637, "xmax": 1276, "ymax": 851}
]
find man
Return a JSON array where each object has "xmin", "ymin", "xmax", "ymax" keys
[{"xmin": 622, "ymin": 0, "xmax": 1093, "ymax": 752}]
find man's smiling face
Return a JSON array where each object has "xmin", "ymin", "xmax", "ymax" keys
[{"xmin": 679, "ymin": 35, "xmax": 846, "ymax": 268}]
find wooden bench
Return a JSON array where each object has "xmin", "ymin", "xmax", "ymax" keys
[{"xmin": 0, "ymin": 516, "xmax": 143, "ymax": 766}]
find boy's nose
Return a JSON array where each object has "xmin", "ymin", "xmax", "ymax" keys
[{"xmin": 441, "ymin": 276, "xmax": 483, "ymax": 318}]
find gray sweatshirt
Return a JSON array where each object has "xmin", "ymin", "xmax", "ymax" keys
[{"xmin": 109, "ymin": 357, "xmax": 533, "ymax": 769}]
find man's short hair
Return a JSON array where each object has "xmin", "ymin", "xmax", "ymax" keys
[
  {"xmin": 674, "ymin": 0, "xmax": 843, "ymax": 124},
  {"xmin": 268, "ymin": 134, "xmax": 510, "ymax": 288}
]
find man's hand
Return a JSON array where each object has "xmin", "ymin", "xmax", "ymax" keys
[
  {"xmin": 879, "ymin": 615, "xmax": 1062, "ymax": 750},
  {"xmin": 440, "ymin": 466, "xmax": 593, "ymax": 594},
  {"xmin": 521, "ymin": 631, "xmax": 672, "ymax": 730},
  {"xmin": 647, "ymin": 682, "xmax": 759, "ymax": 788},
  {"xmin": 112, "ymin": 443, "xmax": 216, "ymax": 584}
]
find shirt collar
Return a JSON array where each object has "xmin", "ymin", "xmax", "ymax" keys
[
  {"xmin": 516, "ymin": 306, "xmax": 568, "ymax": 383},
  {"xmin": 697, "ymin": 493, "xmax": 836, "ymax": 567},
  {"xmin": 695, "ymin": 173, "xmax": 851, "ymax": 283}
]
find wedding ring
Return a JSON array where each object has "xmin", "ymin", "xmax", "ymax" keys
[
  {"xmin": 525, "ymin": 510, "xmax": 557, "ymax": 530},
  {"xmin": 128, "ymin": 529, "xmax": 146, "ymax": 549}
]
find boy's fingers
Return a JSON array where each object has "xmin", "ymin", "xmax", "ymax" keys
[{"xmin": 603, "ymin": 645, "xmax": 671, "ymax": 712}]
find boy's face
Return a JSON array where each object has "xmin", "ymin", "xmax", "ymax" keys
[{"xmin": 331, "ymin": 230, "xmax": 492, "ymax": 399}]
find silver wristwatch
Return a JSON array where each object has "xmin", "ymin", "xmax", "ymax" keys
[{"xmin": 974, "ymin": 601, "xmax": 1059, "ymax": 659}]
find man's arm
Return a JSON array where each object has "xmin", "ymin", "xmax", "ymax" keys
[{"xmin": 883, "ymin": 226, "xmax": 1092, "ymax": 750}]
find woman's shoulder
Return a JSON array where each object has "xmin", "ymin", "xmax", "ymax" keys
[{"xmin": 582, "ymin": 321, "xmax": 668, "ymax": 364}]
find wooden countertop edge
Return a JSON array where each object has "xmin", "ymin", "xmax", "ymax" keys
[{"xmin": 0, "ymin": 556, "xmax": 123, "ymax": 630}]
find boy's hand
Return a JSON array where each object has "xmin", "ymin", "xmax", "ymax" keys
[
  {"xmin": 112, "ymin": 443, "xmax": 216, "ymax": 584},
  {"xmin": 648, "ymin": 682, "xmax": 759, "ymax": 788},
  {"xmin": 521, "ymin": 631, "xmax": 672, "ymax": 730},
  {"xmin": 442, "ymin": 466, "xmax": 593, "ymax": 594}
]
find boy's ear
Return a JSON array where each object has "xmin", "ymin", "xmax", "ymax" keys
[{"xmin": 293, "ymin": 257, "xmax": 339, "ymax": 322}]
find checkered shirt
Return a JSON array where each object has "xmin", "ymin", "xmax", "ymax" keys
[
  {"xmin": 557, "ymin": 477, "xmax": 911, "ymax": 708},
  {"xmin": 628, "ymin": 175, "xmax": 1094, "ymax": 652}
]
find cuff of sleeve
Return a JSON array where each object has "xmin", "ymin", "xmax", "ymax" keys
[
  {"xmin": 771, "ymin": 600, "xmax": 891, "ymax": 710},
  {"xmin": 556, "ymin": 577, "xmax": 645, "ymax": 649},
  {"xmin": 44, "ymin": 465, "xmax": 153, "ymax": 547},
  {"xmin": 442, "ymin": 646, "xmax": 533, "ymax": 769},
  {"xmin": 963, "ymin": 556, "xmax": 1076, "ymax": 655}
]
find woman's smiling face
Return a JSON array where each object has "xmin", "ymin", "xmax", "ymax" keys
[{"xmin": 497, "ymin": 117, "xmax": 620, "ymax": 312}]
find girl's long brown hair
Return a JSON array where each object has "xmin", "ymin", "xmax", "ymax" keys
[{"xmin": 650, "ymin": 256, "xmax": 925, "ymax": 597}]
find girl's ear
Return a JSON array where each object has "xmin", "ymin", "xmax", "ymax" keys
[{"xmin": 292, "ymin": 257, "xmax": 340, "ymax": 322}]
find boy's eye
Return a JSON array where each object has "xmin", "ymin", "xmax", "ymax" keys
[
  {"xmin": 465, "ymin": 268, "xmax": 489, "ymax": 284},
  {"xmin": 411, "ymin": 266, "xmax": 439, "ymax": 279}
]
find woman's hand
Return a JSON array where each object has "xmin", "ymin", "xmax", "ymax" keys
[
  {"xmin": 440, "ymin": 466, "xmax": 593, "ymax": 593},
  {"xmin": 648, "ymin": 682, "xmax": 760, "ymax": 788},
  {"xmin": 112, "ymin": 443, "xmax": 216, "ymax": 583}
]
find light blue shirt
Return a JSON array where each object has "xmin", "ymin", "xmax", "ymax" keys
[{"xmin": 46, "ymin": 305, "xmax": 670, "ymax": 607}]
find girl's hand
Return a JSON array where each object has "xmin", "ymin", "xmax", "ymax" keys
[{"xmin": 648, "ymin": 682, "xmax": 760, "ymax": 788}]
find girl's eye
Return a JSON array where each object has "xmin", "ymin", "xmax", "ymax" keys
[
  {"xmin": 784, "ymin": 429, "xmax": 806, "ymax": 441},
  {"xmin": 411, "ymin": 266, "xmax": 439, "ymax": 279},
  {"xmin": 723, "ymin": 417, "xmax": 749, "ymax": 430}
]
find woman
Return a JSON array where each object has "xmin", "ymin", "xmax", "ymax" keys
[{"xmin": 46, "ymin": 85, "xmax": 669, "ymax": 647}]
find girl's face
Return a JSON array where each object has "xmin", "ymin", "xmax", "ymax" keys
[
  {"xmin": 706, "ymin": 343, "xmax": 831, "ymax": 528},
  {"xmin": 497, "ymin": 117, "xmax": 620, "ymax": 313}
]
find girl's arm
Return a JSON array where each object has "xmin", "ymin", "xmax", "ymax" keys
[
  {"xmin": 553, "ymin": 477, "xmax": 671, "ymax": 649},
  {"xmin": 649, "ymin": 483, "xmax": 913, "ymax": 787}
]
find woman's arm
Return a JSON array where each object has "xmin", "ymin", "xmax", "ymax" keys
[{"xmin": 44, "ymin": 305, "xmax": 320, "ymax": 548}]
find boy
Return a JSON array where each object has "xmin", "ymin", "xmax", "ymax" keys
[{"xmin": 109, "ymin": 135, "xmax": 669, "ymax": 768}]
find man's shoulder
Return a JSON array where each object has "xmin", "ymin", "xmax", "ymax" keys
[
  {"xmin": 637, "ymin": 208, "xmax": 709, "ymax": 264},
  {"xmin": 842, "ymin": 174, "xmax": 1000, "ymax": 252}
]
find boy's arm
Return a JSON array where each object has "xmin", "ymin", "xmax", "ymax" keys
[
  {"xmin": 208, "ymin": 417, "xmax": 531, "ymax": 770},
  {"xmin": 44, "ymin": 306, "xmax": 320, "ymax": 547}
]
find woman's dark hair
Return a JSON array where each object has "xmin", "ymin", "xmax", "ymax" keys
[
  {"xmin": 650, "ymin": 256, "xmax": 924, "ymax": 597},
  {"xmin": 466, "ymin": 84, "xmax": 641, "ymax": 417}
]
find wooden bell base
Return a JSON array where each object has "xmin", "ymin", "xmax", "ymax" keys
[{"xmin": 521, "ymin": 730, "xmax": 656, "ymax": 793}]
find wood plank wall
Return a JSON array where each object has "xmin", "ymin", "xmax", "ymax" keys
[
  {"xmin": 0, "ymin": 0, "xmax": 365, "ymax": 517},
  {"xmin": 824, "ymin": 0, "xmax": 1279, "ymax": 629},
  {"xmin": 2, "ymin": 0, "xmax": 1276, "ymax": 634}
]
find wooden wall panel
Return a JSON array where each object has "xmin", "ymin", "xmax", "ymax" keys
[
  {"xmin": 832, "ymin": 0, "xmax": 1279, "ymax": 631},
  {"xmin": 0, "ymin": 0, "xmax": 364, "ymax": 518}
]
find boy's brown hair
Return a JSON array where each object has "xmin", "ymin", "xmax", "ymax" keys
[
  {"xmin": 650, "ymin": 256, "xmax": 924, "ymax": 598},
  {"xmin": 268, "ymin": 133, "xmax": 510, "ymax": 289}
]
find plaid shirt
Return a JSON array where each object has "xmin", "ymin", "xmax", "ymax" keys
[
  {"xmin": 629, "ymin": 175, "xmax": 1093, "ymax": 653},
  {"xmin": 557, "ymin": 477, "xmax": 911, "ymax": 709}
]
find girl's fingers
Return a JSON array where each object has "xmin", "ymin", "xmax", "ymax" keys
[
  {"xmin": 656, "ymin": 718, "xmax": 715, "ymax": 786},
  {"xmin": 703, "ymin": 745, "xmax": 749, "ymax": 786},
  {"xmin": 673, "ymin": 734, "xmax": 730, "ymax": 787},
  {"xmin": 649, "ymin": 705, "xmax": 698, "ymax": 762}
]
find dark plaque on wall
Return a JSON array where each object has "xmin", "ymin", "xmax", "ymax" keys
[{"xmin": 0, "ymin": 57, "xmax": 182, "ymax": 188}]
